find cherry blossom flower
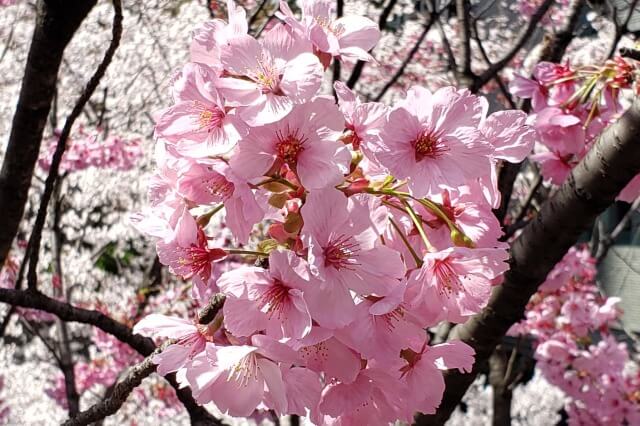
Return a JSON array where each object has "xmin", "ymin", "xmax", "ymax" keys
[
  {"xmin": 407, "ymin": 246, "xmax": 509, "ymax": 324},
  {"xmin": 155, "ymin": 62, "xmax": 246, "ymax": 157},
  {"xmin": 176, "ymin": 159, "xmax": 264, "ymax": 243},
  {"xmin": 217, "ymin": 249, "xmax": 313, "ymax": 339},
  {"xmin": 230, "ymin": 97, "xmax": 351, "ymax": 190},
  {"xmin": 133, "ymin": 314, "xmax": 213, "ymax": 375},
  {"xmin": 300, "ymin": 189, "xmax": 405, "ymax": 328},
  {"xmin": 334, "ymin": 282, "xmax": 426, "ymax": 362},
  {"xmin": 334, "ymin": 81, "xmax": 388, "ymax": 155},
  {"xmin": 278, "ymin": 0, "xmax": 381, "ymax": 63},
  {"xmin": 316, "ymin": 367, "xmax": 408, "ymax": 426},
  {"xmin": 184, "ymin": 335, "xmax": 297, "ymax": 416},
  {"xmin": 397, "ymin": 341, "xmax": 475, "ymax": 415},
  {"xmin": 189, "ymin": 0, "xmax": 248, "ymax": 73},
  {"xmin": 374, "ymin": 86, "xmax": 493, "ymax": 198},
  {"xmin": 218, "ymin": 25, "xmax": 323, "ymax": 125},
  {"xmin": 290, "ymin": 326, "xmax": 362, "ymax": 384},
  {"xmin": 156, "ymin": 209, "xmax": 227, "ymax": 287}
]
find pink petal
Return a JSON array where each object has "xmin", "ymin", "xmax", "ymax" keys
[{"xmin": 133, "ymin": 314, "xmax": 196, "ymax": 339}]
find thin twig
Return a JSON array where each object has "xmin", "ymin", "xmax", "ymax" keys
[
  {"xmin": 595, "ymin": 196, "xmax": 640, "ymax": 262},
  {"xmin": 501, "ymin": 174, "xmax": 544, "ymax": 240},
  {"xmin": 345, "ymin": 0, "xmax": 399, "ymax": 88},
  {"xmin": 470, "ymin": 0, "xmax": 554, "ymax": 92},
  {"xmin": 18, "ymin": 316, "xmax": 62, "ymax": 365},
  {"xmin": 607, "ymin": 0, "xmax": 639, "ymax": 58},
  {"xmin": 456, "ymin": 0, "xmax": 473, "ymax": 78},
  {"xmin": 436, "ymin": 18, "xmax": 458, "ymax": 73},
  {"xmin": 247, "ymin": 0, "xmax": 269, "ymax": 28},
  {"xmin": 620, "ymin": 47, "xmax": 640, "ymax": 62},
  {"xmin": 50, "ymin": 177, "xmax": 80, "ymax": 416},
  {"xmin": 472, "ymin": 20, "xmax": 516, "ymax": 107},
  {"xmin": 25, "ymin": 0, "xmax": 124, "ymax": 291},
  {"xmin": 332, "ymin": 0, "xmax": 344, "ymax": 86},
  {"xmin": 374, "ymin": 7, "xmax": 437, "ymax": 101}
]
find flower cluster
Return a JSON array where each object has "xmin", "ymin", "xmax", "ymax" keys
[
  {"xmin": 38, "ymin": 127, "xmax": 143, "ymax": 174},
  {"xmin": 510, "ymin": 58, "xmax": 640, "ymax": 202},
  {"xmin": 132, "ymin": 0, "xmax": 535, "ymax": 422},
  {"xmin": 510, "ymin": 246, "xmax": 640, "ymax": 425}
]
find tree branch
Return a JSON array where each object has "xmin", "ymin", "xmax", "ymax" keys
[
  {"xmin": 470, "ymin": 0, "xmax": 554, "ymax": 92},
  {"xmin": 417, "ymin": 96, "xmax": 640, "ymax": 424},
  {"xmin": 0, "ymin": 287, "xmax": 220, "ymax": 424},
  {"xmin": 62, "ymin": 343, "xmax": 172, "ymax": 426},
  {"xmin": 0, "ymin": 0, "xmax": 98, "ymax": 269},
  {"xmin": 332, "ymin": 0, "xmax": 344, "ymax": 86},
  {"xmin": 607, "ymin": 0, "xmax": 639, "ymax": 58},
  {"xmin": 455, "ymin": 0, "xmax": 473, "ymax": 79},
  {"xmin": 595, "ymin": 196, "xmax": 640, "ymax": 262},
  {"xmin": 50, "ymin": 178, "xmax": 80, "ymax": 416},
  {"xmin": 345, "ymin": 0, "xmax": 398, "ymax": 88},
  {"xmin": 198, "ymin": 294, "xmax": 226, "ymax": 325},
  {"xmin": 25, "ymin": 0, "xmax": 123, "ymax": 291},
  {"xmin": 538, "ymin": 0, "xmax": 585, "ymax": 63},
  {"xmin": 374, "ymin": 8, "xmax": 437, "ymax": 101},
  {"xmin": 471, "ymin": 20, "xmax": 516, "ymax": 108}
]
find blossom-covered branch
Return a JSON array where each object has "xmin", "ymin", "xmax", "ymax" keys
[{"xmin": 421, "ymin": 96, "xmax": 640, "ymax": 424}]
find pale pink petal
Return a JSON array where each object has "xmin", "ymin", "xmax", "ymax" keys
[
  {"xmin": 282, "ymin": 367, "xmax": 323, "ymax": 416},
  {"xmin": 259, "ymin": 358, "xmax": 288, "ymax": 414},
  {"xmin": 335, "ymin": 16, "xmax": 380, "ymax": 52},
  {"xmin": 280, "ymin": 53, "xmax": 323, "ymax": 103},
  {"xmin": 133, "ymin": 314, "xmax": 196, "ymax": 339},
  {"xmin": 429, "ymin": 340, "xmax": 475, "ymax": 373}
]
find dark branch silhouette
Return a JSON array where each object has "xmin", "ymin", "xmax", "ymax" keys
[
  {"xmin": 0, "ymin": 287, "xmax": 221, "ymax": 424},
  {"xmin": 345, "ymin": 0, "xmax": 398, "ymax": 89},
  {"xmin": 469, "ymin": 0, "xmax": 554, "ymax": 92},
  {"xmin": 25, "ymin": 0, "xmax": 123, "ymax": 291},
  {"xmin": 0, "ymin": 0, "xmax": 98, "ymax": 269}
]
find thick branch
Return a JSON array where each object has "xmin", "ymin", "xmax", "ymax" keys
[
  {"xmin": 0, "ymin": 288, "xmax": 219, "ymax": 424},
  {"xmin": 0, "ymin": 288, "xmax": 155, "ymax": 354},
  {"xmin": 0, "ymin": 0, "xmax": 98, "ymax": 268},
  {"xmin": 417, "ymin": 97, "xmax": 640, "ymax": 424}
]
